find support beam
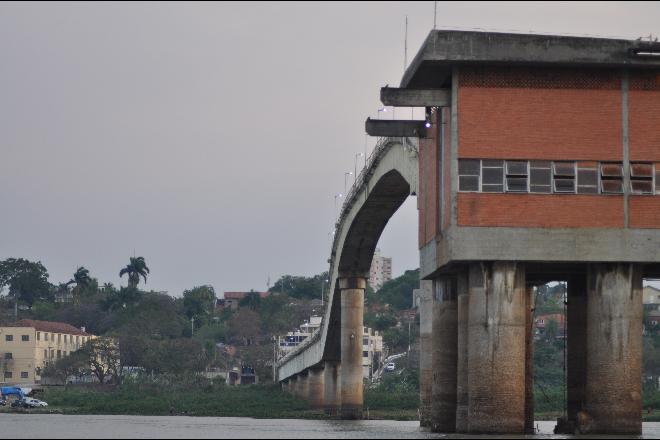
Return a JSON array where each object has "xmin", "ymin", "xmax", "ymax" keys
[
  {"xmin": 524, "ymin": 286, "xmax": 535, "ymax": 434},
  {"xmin": 339, "ymin": 277, "xmax": 365, "ymax": 420},
  {"xmin": 307, "ymin": 367, "xmax": 325, "ymax": 409},
  {"xmin": 323, "ymin": 361, "xmax": 341, "ymax": 416},
  {"xmin": 380, "ymin": 87, "xmax": 450, "ymax": 107},
  {"xmin": 583, "ymin": 263, "xmax": 643, "ymax": 434},
  {"xmin": 418, "ymin": 281, "xmax": 434, "ymax": 428},
  {"xmin": 455, "ymin": 271, "xmax": 469, "ymax": 433},
  {"xmin": 565, "ymin": 274, "xmax": 587, "ymax": 432},
  {"xmin": 365, "ymin": 118, "xmax": 429, "ymax": 138},
  {"xmin": 430, "ymin": 277, "xmax": 458, "ymax": 433},
  {"xmin": 467, "ymin": 262, "xmax": 526, "ymax": 434}
]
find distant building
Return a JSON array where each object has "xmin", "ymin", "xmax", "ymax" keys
[
  {"xmin": 644, "ymin": 286, "xmax": 660, "ymax": 308},
  {"xmin": 54, "ymin": 290, "xmax": 73, "ymax": 304},
  {"xmin": 220, "ymin": 291, "xmax": 271, "ymax": 311},
  {"xmin": 369, "ymin": 248, "xmax": 392, "ymax": 291},
  {"xmin": 226, "ymin": 365, "xmax": 258, "ymax": 386},
  {"xmin": 362, "ymin": 327, "xmax": 384, "ymax": 380},
  {"xmin": 535, "ymin": 313, "xmax": 566, "ymax": 340},
  {"xmin": 0, "ymin": 320, "xmax": 95, "ymax": 385},
  {"xmin": 277, "ymin": 316, "xmax": 323, "ymax": 358}
]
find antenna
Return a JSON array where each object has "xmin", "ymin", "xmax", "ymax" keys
[
  {"xmin": 404, "ymin": 15, "xmax": 408, "ymax": 72},
  {"xmin": 434, "ymin": 1, "xmax": 437, "ymax": 30}
]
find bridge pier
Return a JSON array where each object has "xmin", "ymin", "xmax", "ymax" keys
[
  {"xmin": 339, "ymin": 277, "xmax": 365, "ymax": 420},
  {"xmin": 455, "ymin": 271, "xmax": 469, "ymax": 433},
  {"xmin": 430, "ymin": 277, "xmax": 458, "ymax": 433},
  {"xmin": 299, "ymin": 372, "xmax": 310, "ymax": 402},
  {"xmin": 583, "ymin": 263, "xmax": 643, "ymax": 435},
  {"xmin": 307, "ymin": 367, "xmax": 325, "ymax": 409},
  {"xmin": 418, "ymin": 281, "xmax": 434, "ymax": 428},
  {"xmin": 565, "ymin": 274, "xmax": 587, "ymax": 432},
  {"xmin": 467, "ymin": 262, "xmax": 527, "ymax": 434},
  {"xmin": 323, "ymin": 361, "xmax": 341, "ymax": 416}
]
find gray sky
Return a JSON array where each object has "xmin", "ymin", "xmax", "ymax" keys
[{"xmin": 1, "ymin": 2, "xmax": 658, "ymax": 296}]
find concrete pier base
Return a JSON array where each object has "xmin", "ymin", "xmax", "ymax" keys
[
  {"xmin": 323, "ymin": 361, "xmax": 341, "ymax": 416},
  {"xmin": 564, "ymin": 275, "xmax": 587, "ymax": 433},
  {"xmin": 418, "ymin": 281, "xmax": 434, "ymax": 428},
  {"xmin": 339, "ymin": 277, "xmax": 365, "ymax": 420},
  {"xmin": 299, "ymin": 372, "xmax": 310, "ymax": 402},
  {"xmin": 455, "ymin": 271, "xmax": 469, "ymax": 433},
  {"xmin": 307, "ymin": 368, "xmax": 325, "ymax": 409},
  {"xmin": 524, "ymin": 286, "xmax": 534, "ymax": 434},
  {"xmin": 467, "ymin": 262, "xmax": 526, "ymax": 434},
  {"xmin": 583, "ymin": 263, "xmax": 643, "ymax": 435},
  {"xmin": 430, "ymin": 277, "xmax": 458, "ymax": 433}
]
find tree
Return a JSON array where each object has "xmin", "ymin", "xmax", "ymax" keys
[
  {"xmin": 182, "ymin": 285, "xmax": 216, "ymax": 326},
  {"xmin": 80, "ymin": 337, "xmax": 121, "ymax": 385},
  {"xmin": 0, "ymin": 258, "xmax": 52, "ymax": 308},
  {"xmin": 269, "ymin": 272, "xmax": 329, "ymax": 300},
  {"xmin": 67, "ymin": 266, "xmax": 98, "ymax": 305},
  {"xmin": 119, "ymin": 257, "xmax": 149, "ymax": 289},
  {"xmin": 42, "ymin": 349, "xmax": 88, "ymax": 385}
]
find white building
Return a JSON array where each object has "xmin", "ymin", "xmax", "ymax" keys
[
  {"xmin": 362, "ymin": 327, "xmax": 384, "ymax": 380},
  {"xmin": 277, "ymin": 316, "xmax": 323, "ymax": 359},
  {"xmin": 369, "ymin": 248, "xmax": 392, "ymax": 291}
]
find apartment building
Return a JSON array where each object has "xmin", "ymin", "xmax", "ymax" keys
[
  {"xmin": 369, "ymin": 248, "xmax": 392, "ymax": 291},
  {"xmin": 0, "ymin": 320, "xmax": 94, "ymax": 385}
]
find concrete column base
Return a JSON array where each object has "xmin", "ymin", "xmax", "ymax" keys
[
  {"xmin": 323, "ymin": 361, "xmax": 341, "ymax": 416},
  {"xmin": 418, "ymin": 280, "xmax": 434, "ymax": 428},
  {"xmin": 339, "ymin": 277, "xmax": 365, "ymax": 420},
  {"xmin": 307, "ymin": 368, "xmax": 325, "ymax": 409},
  {"xmin": 455, "ymin": 271, "xmax": 469, "ymax": 433}
]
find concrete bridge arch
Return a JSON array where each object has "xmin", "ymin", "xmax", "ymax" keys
[{"xmin": 275, "ymin": 137, "xmax": 419, "ymax": 417}]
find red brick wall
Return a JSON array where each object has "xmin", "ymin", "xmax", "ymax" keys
[
  {"xmin": 418, "ymin": 111, "xmax": 439, "ymax": 248},
  {"xmin": 630, "ymin": 197, "xmax": 660, "ymax": 229},
  {"xmin": 458, "ymin": 67, "xmax": 622, "ymax": 161},
  {"xmin": 457, "ymin": 194, "xmax": 624, "ymax": 228},
  {"xmin": 629, "ymin": 72, "xmax": 660, "ymax": 161},
  {"xmin": 443, "ymin": 107, "xmax": 452, "ymax": 231}
]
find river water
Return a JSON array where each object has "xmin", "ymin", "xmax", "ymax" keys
[{"xmin": 1, "ymin": 415, "xmax": 659, "ymax": 438}]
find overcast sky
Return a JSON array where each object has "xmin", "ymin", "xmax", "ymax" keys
[{"xmin": 1, "ymin": 2, "xmax": 658, "ymax": 296}]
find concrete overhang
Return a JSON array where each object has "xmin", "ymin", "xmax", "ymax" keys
[
  {"xmin": 365, "ymin": 118, "xmax": 429, "ymax": 138},
  {"xmin": 401, "ymin": 30, "xmax": 660, "ymax": 88},
  {"xmin": 380, "ymin": 87, "xmax": 450, "ymax": 107}
]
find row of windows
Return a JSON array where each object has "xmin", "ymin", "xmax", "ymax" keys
[
  {"xmin": 3, "ymin": 371, "xmax": 29, "ymax": 379},
  {"xmin": 458, "ymin": 160, "xmax": 659, "ymax": 195},
  {"xmin": 4, "ymin": 335, "xmax": 30, "ymax": 342},
  {"xmin": 4, "ymin": 333, "xmax": 88, "ymax": 345}
]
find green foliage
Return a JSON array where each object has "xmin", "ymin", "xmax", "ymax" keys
[
  {"xmin": 183, "ymin": 285, "xmax": 217, "ymax": 325},
  {"xmin": 0, "ymin": 258, "xmax": 52, "ymax": 306},
  {"xmin": 269, "ymin": 272, "xmax": 328, "ymax": 300},
  {"xmin": 119, "ymin": 257, "xmax": 149, "ymax": 289},
  {"xmin": 371, "ymin": 269, "xmax": 419, "ymax": 311}
]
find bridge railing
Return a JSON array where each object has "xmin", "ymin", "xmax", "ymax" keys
[{"xmin": 275, "ymin": 136, "xmax": 418, "ymax": 369}]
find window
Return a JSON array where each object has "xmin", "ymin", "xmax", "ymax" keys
[
  {"xmin": 21, "ymin": 372, "xmax": 29, "ymax": 379},
  {"xmin": 656, "ymin": 164, "xmax": 660, "ymax": 193},
  {"xmin": 630, "ymin": 163, "xmax": 654, "ymax": 195},
  {"xmin": 553, "ymin": 162, "xmax": 576, "ymax": 193},
  {"xmin": 506, "ymin": 160, "xmax": 529, "ymax": 192},
  {"xmin": 482, "ymin": 160, "xmax": 504, "ymax": 192},
  {"xmin": 4, "ymin": 353, "xmax": 12, "ymax": 360},
  {"xmin": 363, "ymin": 351, "xmax": 369, "ymax": 358},
  {"xmin": 4, "ymin": 372, "xmax": 12, "ymax": 379},
  {"xmin": 530, "ymin": 161, "xmax": 552, "ymax": 193},
  {"xmin": 57, "ymin": 334, "xmax": 61, "ymax": 344},
  {"xmin": 601, "ymin": 163, "xmax": 623, "ymax": 194},
  {"xmin": 44, "ymin": 333, "xmax": 49, "ymax": 342},
  {"xmin": 37, "ymin": 332, "xmax": 40, "ymax": 341},
  {"xmin": 21, "ymin": 335, "xmax": 29, "ymax": 342},
  {"xmin": 577, "ymin": 162, "xmax": 599, "ymax": 194},
  {"xmin": 44, "ymin": 350, "xmax": 47, "ymax": 359},
  {"xmin": 458, "ymin": 160, "xmax": 480, "ymax": 192},
  {"xmin": 5, "ymin": 335, "xmax": 13, "ymax": 342},
  {"xmin": 57, "ymin": 350, "xmax": 61, "ymax": 359}
]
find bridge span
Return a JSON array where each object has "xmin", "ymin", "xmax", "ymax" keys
[{"xmin": 276, "ymin": 29, "xmax": 660, "ymax": 435}]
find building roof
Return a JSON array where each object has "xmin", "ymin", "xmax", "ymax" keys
[
  {"xmin": 4, "ymin": 319, "xmax": 91, "ymax": 336},
  {"xmin": 223, "ymin": 291, "xmax": 270, "ymax": 300},
  {"xmin": 401, "ymin": 30, "xmax": 660, "ymax": 88}
]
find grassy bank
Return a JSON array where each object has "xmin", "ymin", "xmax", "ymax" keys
[{"xmin": 30, "ymin": 379, "xmax": 419, "ymax": 421}]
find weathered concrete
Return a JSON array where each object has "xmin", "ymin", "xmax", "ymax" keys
[
  {"xmin": 584, "ymin": 263, "xmax": 643, "ymax": 434},
  {"xmin": 566, "ymin": 275, "xmax": 587, "ymax": 430},
  {"xmin": 455, "ymin": 271, "xmax": 469, "ymax": 433},
  {"xmin": 299, "ymin": 372, "xmax": 310, "ymax": 402},
  {"xmin": 365, "ymin": 118, "xmax": 429, "ymax": 138},
  {"xmin": 380, "ymin": 87, "xmax": 451, "ymax": 107},
  {"xmin": 418, "ymin": 280, "xmax": 434, "ymax": 428},
  {"xmin": 524, "ymin": 286, "xmax": 534, "ymax": 434},
  {"xmin": 430, "ymin": 277, "xmax": 458, "ymax": 433},
  {"xmin": 323, "ymin": 361, "xmax": 341, "ymax": 415},
  {"xmin": 307, "ymin": 368, "xmax": 325, "ymax": 409},
  {"xmin": 339, "ymin": 277, "xmax": 365, "ymax": 420},
  {"xmin": 291, "ymin": 376, "xmax": 300, "ymax": 398},
  {"xmin": 401, "ymin": 30, "xmax": 660, "ymax": 88},
  {"xmin": 467, "ymin": 262, "xmax": 526, "ymax": 434}
]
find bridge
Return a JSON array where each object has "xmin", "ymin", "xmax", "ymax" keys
[{"xmin": 275, "ymin": 30, "xmax": 660, "ymax": 434}]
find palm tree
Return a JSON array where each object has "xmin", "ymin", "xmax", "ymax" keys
[
  {"xmin": 66, "ymin": 266, "xmax": 92, "ymax": 306},
  {"xmin": 119, "ymin": 257, "xmax": 149, "ymax": 289}
]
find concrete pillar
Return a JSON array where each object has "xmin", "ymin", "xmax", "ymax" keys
[
  {"xmin": 291, "ymin": 376, "xmax": 300, "ymax": 397},
  {"xmin": 467, "ymin": 262, "xmax": 526, "ymax": 434},
  {"xmin": 299, "ymin": 372, "xmax": 310, "ymax": 401},
  {"xmin": 583, "ymin": 263, "xmax": 643, "ymax": 434},
  {"xmin": 566, "ymin": 274, "xmax": 587, "ymax": 429},
  {"xmin": 455, "ymin": 271, "xmax": 469, "ymax": 433},
  {"xmin": 339, "ymin": 277, "xmax": 365, "ymax": 419},
  {"xmin": 418, "ymin": 280, "xmax": 434, "ymax": 428},
  {"xmin": 307, "ymin": 367, "xmax": 325, "ymax": 409},
  {"xmin": 324, "ymin": 361, "xmax": 341, "ymax": 416},
  {"xmin": 524, "ymin": 286, "xmax": 535, "ymax": 434},
  {"xmin": 430, "ymin": 276, "xmax": 458, "ymax": 433}
]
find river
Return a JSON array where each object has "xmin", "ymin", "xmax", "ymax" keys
[{"xmin": 1, "ymin": 415, "xmax": 659, "ymax": 438}]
